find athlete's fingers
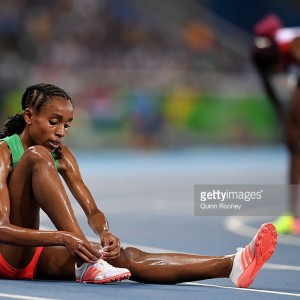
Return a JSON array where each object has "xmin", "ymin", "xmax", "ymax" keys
[
  {"xmin": 63, "ymin": 232, "xmax": 101, "ymax": 262},
  {"xmin": 83, "ymin": 242, "xmax": 101, "ymax": 258},
  {"xmin": 65, "ymin": 244, "xmax": 98, "ymax": 264},
  {"xmin": 102, "ymin": 251, "xmax": 120, "ymax": 260},
  {"xmin": 75, "ymin": 250, "xmax": 98, "ymax": 264},
  {"xmin": 100, "ymin": 231, "xmax": 120, "ymax": 249},
  {"xmin": 101, "ymin": 248, "xmax": 120, "ymax": 259},
  {"xmin": 102, "ymin": 242, "xmax": 120, "ymax": 253},
  {"xmin": 77, "ymin": 244, "xmax": 100, "ymax": 262},
  {"xmin": 101, "ymin": 242, "xmax": 121, "ymax": 259},
  {"xmin": 84, "ymin": 250, "xmax": 100, "ymax": 262}
]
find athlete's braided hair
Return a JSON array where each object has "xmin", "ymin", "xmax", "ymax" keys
[{"xmin": 0, "ymin": 83, "xmax": 72, "ymax": 159}]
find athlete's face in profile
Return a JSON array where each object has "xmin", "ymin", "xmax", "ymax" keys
[{"xmin": 26, "ymin": 96, "xmax": 73, "ymax": 151}]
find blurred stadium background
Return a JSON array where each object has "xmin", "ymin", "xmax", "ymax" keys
[{"xmin": 1, "ymin": 0, "xmax": 300, "ymax": 149}]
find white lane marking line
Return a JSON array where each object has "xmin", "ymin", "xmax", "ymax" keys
[
  {"xmin": 0, "ymin": 294, "xmax": 60, "ymax": 300},
  {"xmin": 181, "ymin": 282, "xmax": 300, "ymax": 297},
  {"xmin": 266, "ymin": 263, "xmax": 300, "ymax": 271},
  {"xmin": 224, "ymin": 216, "xmax": 300, "ymax": 247}
]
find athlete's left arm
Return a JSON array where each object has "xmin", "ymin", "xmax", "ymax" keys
[{"xmin": 58, "ymin": 145, "xmax": 121, "ymax": 259}]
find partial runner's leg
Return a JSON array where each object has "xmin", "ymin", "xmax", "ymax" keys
[
  {"xmin": 289, "ymin": 151, "xmax": 300, "ymax": 216},
  {"xmin": 288, "ymin": 88, "xmax": 300, "ymax": 217}
]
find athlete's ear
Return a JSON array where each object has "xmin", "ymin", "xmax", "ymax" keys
[{"xmin": 23, "ymin": 108, "xmax": 33, "ymax": 125}]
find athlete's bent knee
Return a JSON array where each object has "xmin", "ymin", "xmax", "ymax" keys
[{"xmin": 24, "ymin": 145, "xmax": 55, "ymax": 168}]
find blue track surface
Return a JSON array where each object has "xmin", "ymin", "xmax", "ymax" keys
[{"xmin": 1, "ymin": 146, "xmax": 299, "ymax": 300}]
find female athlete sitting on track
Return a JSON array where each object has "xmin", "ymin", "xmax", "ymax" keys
[{"xmin": 0, "ymin": 83, "xmax": 277, "ymax": 288}]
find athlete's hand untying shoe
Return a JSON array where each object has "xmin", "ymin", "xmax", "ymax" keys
[
  {"xmin": 100, "ymin": 231, "xmax": 121, "ymax": 260},
  {"xmin": 62, "ymin": 232, "xmax": 101, "ymax": 263}
]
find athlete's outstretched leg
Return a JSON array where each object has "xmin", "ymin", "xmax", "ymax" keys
[
  {"xmin": 112, "ymin": 248, "xmax": 233, "ymax": 284},
  {"xmin": 110, "ymin": 223, "xmax": 277, "ymax": 287},
  {"xmin": 36, "ymin": 223, "xmax": 277, "ymax": 286},
  {"xmin": 36, "ymin": 246, "xmax": 232, "ymax": 282}
]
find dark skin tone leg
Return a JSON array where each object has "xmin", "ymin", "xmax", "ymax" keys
[
  {"xmin": 288, "ymin": 151, "xmax": 300, "ymax": 216},
  {"xmin": 286, "ymin": 87, "xmax": 300, "ymax": 217},
  {"xmin": 0, "ymin": 146, "xmax": 98, "ymax": 268},
  {"xmin": 3, "ymin": 146, "xmax": 233, "ymax": 283},
  {"xmin": 256, "ymin": 66, "xmax": 300, "ymax": 218},
  {"xmin": 37, "ymin": 246, "xmax": 233, "ymax": 284}
]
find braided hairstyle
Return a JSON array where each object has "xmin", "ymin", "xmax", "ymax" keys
[{"xmin": 0, "ymin": 83, "xmax": 72, "ymax": 159}]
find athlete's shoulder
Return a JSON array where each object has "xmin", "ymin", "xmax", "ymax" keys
[
  {"xmin": 0, "ymin": 140, "xmax": 12, "ymax": 173},
  {"xmin": 0, "ymin": 140, "xmax": 11, "ymax": 156}
]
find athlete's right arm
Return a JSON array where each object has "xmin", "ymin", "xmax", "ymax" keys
[{"xmin": 0, "ymin": 142, "xmax": 99, "ymax": 263}]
